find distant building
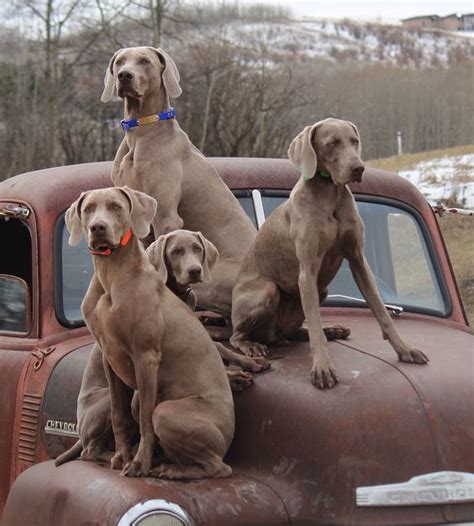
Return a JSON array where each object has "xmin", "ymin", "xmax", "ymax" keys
[
  {"xmin": 438, "ymin": 14, "xmax": 463, "ymax": 31},
  {"xmin": 462, "ymin": 13, "xmax": 474, "ymax": 31},
  {"xmin": 402, "ymin": 15, "xmax": 440, "ymax": 30},
  {"xmin": 402, "ymin": 13, "xmax": 474, "ymax": 31}
]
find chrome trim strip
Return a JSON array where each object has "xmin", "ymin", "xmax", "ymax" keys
[
  {"xmin": 252, "ymin": 189, "xmax": 266, "ymax": 229},
  {"xmin": 357, "ymin": 471, "xmax": 474, "ymax": 507},
  {"xmin": 117, "ymin": 499, "xmax": 193, "ymax": 526},
  {"xmin": 44, "ymin": 419, "xmax": 79, "ymax": 438},
  {"xmin": 328, "ymin": 294, "xmax": 404, "ymax": 317}
]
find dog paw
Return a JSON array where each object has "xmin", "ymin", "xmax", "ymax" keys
[
  {"xmin": 110, "ymin": 449, "xmax": 132, "ymax": 470},
  {"xmin": 151, "ymin": 464, "xmax": 180, "ymax": 479},
  {"xmin": 120, "ymin": 458, "xmax": 150, "ymax": 477},
  {"xmin": 398, "ymin": 346, "xmax": 429, "ymax": 365},
  {"xmin": 227, "ymin": 370, "xmax": 253, "ymax": 392},
  {"xmin": 241, "ymin": 355, "xmax": 271, "ymax": 373},
  {"xmin": 239, "ymin": 341, "xmax": 269, "ymax": 357},
  {"xmin": 310, "ymin": 361, "xmax": 339, "ymax": 389},
  {"xmin": 323, "ymin": 324, "xmax": 351, "ymax": 341}
]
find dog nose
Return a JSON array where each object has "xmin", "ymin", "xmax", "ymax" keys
[
  {"xmin": 351, "ymin": 164, "xmax": 365, "ymax": 183},
  {"xmin": 118, "ymin": 70, "xmax": 134, "ymax": 83},
  {"xmin": 90, "ymin": 222, "xmax": 107, "ymax": 235},
  {"xmin": 188, "ymin": 266, "xmax": 202, "ymax": 280}
]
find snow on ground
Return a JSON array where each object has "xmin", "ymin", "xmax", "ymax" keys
[
  {"xmin": 398, "ymin": 154, "xmax": 474, "ymax": 208},
  {"xmin": 198, "ymin": 19, "xmax": 474, "ymax": 68}
]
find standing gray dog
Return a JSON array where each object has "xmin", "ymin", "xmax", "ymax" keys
[
  {"xmin": 101, "ymin": 46, "xmax": 256, "ymax": 315},
  {"xmin": 230, "ymin": 118, "xmax": 429, "ymax": 388}
]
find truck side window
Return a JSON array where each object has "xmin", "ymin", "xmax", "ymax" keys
[
  {"xmin": 0, "ymin": 217, "xmax": 32, "ymax": 287},
  {"xmin": 0, "ymin": 217, "xmax": 32, "ymax": 333}
]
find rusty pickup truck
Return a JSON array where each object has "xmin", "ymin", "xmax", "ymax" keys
[{"xmin": 0, "ymin": 158, "xmax": 473, "ymax": 526}]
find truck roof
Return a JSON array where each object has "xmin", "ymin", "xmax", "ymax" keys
[{"xmin": 0, "ymin": 158, "xmax": 433, "ymax": 219}]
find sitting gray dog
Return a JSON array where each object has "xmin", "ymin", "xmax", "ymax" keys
[
  {"xmin": 62, "ymin": 187, "xmax": 234, "ymax": 479},
  {"xmin": 230, "ymin": 118, "xmax": 428, "ymax": 389}
]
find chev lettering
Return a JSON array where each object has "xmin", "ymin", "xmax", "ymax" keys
[
  {"xmin": 45, "ymin": 420, "xmax": 79, "ymax": 438},
  {"xmin": 384, "ymin": 487, "xmax": 474, "ymax": 504},
  {"xmin": 357, "ymin": 471, "xmax": 474, "ymax": 507}
]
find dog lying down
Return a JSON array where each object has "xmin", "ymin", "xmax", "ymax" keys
[
  {"xmin": 61, "ymin": 186, "xmax": 236, "ymax": 479},
  {"xmin": 56, "ymin": 226, "xmax": 268, "ymax": 470}
]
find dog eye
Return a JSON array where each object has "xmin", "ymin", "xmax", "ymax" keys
[
  {"xmin": 193, "ymin": 245, "xmax": 203, "ymax": 253},
  {"xmin": 83, "ymin": 205, "xmax": 92, "ymax": 214},
  {"xmin": 115, "ymin": 59, "xmax": 122, "ymax": 67},
  {"xmin": 140, "ymin": 58, "xmax": 150, "ymax": 65},
  {"xmin": 112, "ymin": 203, "xmax": 121, "ymax": 211},
  {"xmin": 171, "ymin": 248, "xmax": 183, "ymax": 256},
  {"xmin": 328, "ymin": 140, "xmax": 339, "ymax": 148},
  {"xmin": 351, "ymin": 138, "xmax": 359, "ymax": 146}
]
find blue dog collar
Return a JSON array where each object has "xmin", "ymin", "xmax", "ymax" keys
[{"xmin": 121, "ymin": 107, "xmax": 177, "ymax": 132}]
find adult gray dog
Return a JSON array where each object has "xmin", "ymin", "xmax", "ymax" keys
[
  {"xmin": 101, "ymin": 46, "xmax": 256, "ymax": 315},
  {"xmin": 230, "ymin": 118, "xmax": 429, "ymax": 389},
  {"xmin": 65, "ymin": 186, "xmax": 234, "ymax": 479}
]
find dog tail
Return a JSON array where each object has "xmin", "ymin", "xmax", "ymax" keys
[{"xmin": 55, "ymin": 440, "xmax": 82, "ymax": 466}]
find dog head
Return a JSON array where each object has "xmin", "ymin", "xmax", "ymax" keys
[
  {"xmin": 65, "ymin": 186, "xmax": 157, "ymax": 251},
  {"xmin": 147, "ymin": 230, "xmax": 219, "ymax": 286},
  {"xmin": 288, "ymin": 118, "xmax": 364, "ymax": 186},
  {"xmin": 101, "ymin": 47, "xmax": 182, "ymax": 107}
]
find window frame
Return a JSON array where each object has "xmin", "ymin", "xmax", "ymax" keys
[
  {"xmin": 0, "ymin": 210, "xmax": 35, "ymax": 338},
  {"xmin": 53, "ymin": 193, "xmax": 452, "ymax": 328}
]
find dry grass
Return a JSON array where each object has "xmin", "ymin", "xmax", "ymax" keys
[
  {"xmin": 369, "ymin": 146, "xmax": 474, "ymax": 326},
  {"xmin": 367, "ymin": 144, "xmax": 474, "ymax": 173},
  {"xmin": 438, "ymin": 215, "xmax": 474, "ymax": 327}
]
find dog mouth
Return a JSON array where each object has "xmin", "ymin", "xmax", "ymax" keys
[
  {"xmin": 118, "ymin": 86, "xmax": 142, "ymax": 100},
  {"xmin": 88, "ymin": 240, "xmax": 117, "ymax": 252}
]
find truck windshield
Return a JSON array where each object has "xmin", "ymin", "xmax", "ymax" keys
[{"xmin": 56, "ymin": 195, "xmax": 448, "ymax": 326}]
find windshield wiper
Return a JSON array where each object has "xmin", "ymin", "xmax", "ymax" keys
[{"xmin": 327, "ymin": 294, "xmax": 404, "ymax": 317}]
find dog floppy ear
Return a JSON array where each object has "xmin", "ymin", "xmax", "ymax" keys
[
  {"xmin": 65, "ymin": 192, "xmax": 88, "ymax": 246},
  {"xmin": 288, "ymin": 124, "xmax": 318, "ymax": 181},
  {"xmin": 101, "ymin": 49, "xmax": 122, "ymax": 103},
  {"xmin": 147, "ymin": 234, "xmax": 169, "ymax": 283},
  {"xmin": 195, "ymin": 232, "xmax": 219, "ymax": 282},
  {"xmin": 118, "ymin": 186, "xmax": 157, "ymax": 239},
  {"xmin": 347, "ymin": 120, "xmax": 362, "ymax": 156},
  {"xmin": 153, "ymin": 48, "xmax": 182, "ymax": 99}
]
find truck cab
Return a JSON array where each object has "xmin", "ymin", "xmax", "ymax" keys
[{"xmin": 0, "ymin": 158, "xmax": 473, "ymax": 525}]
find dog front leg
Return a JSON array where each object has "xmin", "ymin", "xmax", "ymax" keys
[
  {"xmin": 111, "ymin": 137, "xmax": 130, "ymax": 185},
  {"xmin": 296, "ymin": 250, "xmax": 339, "ymax": 389},
  {"xmin": 121, "ymin": 350, "xmax": 161, "ymax": 477},
  {"xmin": 102, "ymin": 356, "xmax": 135, "ymax": 471},
  {"xmin": 151, "ymin": 179, "xmax": 184, "ymax": 237},
  {"xmin": 348, "ymin": 251, "xmax": 429, "ymax": 364}
]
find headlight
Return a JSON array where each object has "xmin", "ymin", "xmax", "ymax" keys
[{"xmin": 117, "ymin": 500, "xmax": 193, "ymax": 526}]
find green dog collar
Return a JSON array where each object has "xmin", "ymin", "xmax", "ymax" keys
[{"xmin": 304, "ymin": 171, "xmax": 331, "ymax": 182}]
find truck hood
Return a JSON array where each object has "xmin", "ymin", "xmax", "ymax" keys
[{"xmin": 33, "ymin": 313, "xmax": 474, "ymax": 525}]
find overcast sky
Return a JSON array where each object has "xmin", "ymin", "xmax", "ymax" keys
[{"xmin": 238, "ymin": 0, "xmax": 473, "ymax": 22}]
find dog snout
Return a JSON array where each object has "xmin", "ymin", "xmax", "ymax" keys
[
  {"xmin": 118, "ymin": 70, "xmax": 134, "ymax": 84},
  {"xmin": 89, "ymin": 221, "xmax": 107, "ymax": 235},
  {"xmin": 188, "ymin": 266, "xmax": 202, "ymax": 281},
  {"xmin": 351, "ymin": 163, "xmax": 365, "ymax": 183}
]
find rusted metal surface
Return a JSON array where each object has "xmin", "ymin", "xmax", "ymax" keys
[
  {"xmin": 3, "ymin": 460, "xmax": 290, "ymax": 526},
  {"xmin": 0, "ymin": 350, "xmax": 31, "ymax": 519},
  {"xmin": 5, "ymin": 312, "xmax": 470, "ymax": 525}
]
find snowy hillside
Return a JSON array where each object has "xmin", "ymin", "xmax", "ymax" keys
[
  {"xmin": 200, "ymin": 18, "xmax": 474, "ymax": 68},
  {"xmin": 398, "ymin": 154, "xmax": 474, "ymax": 207}
]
